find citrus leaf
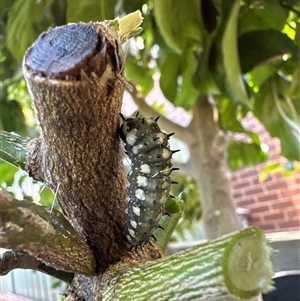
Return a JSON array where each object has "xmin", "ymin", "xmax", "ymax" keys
[
  {"xmin": 222, "ymin": 0, "xmax": 249, "ymax": 106},
  {"xmin": 124, "ymin": 61, "xmax": 154, "ymax": 95},
  {"xmin": 159, "ymin": 53, "xmax": 180, "ymax": 101},
  {"xmin": 239, "ymin": 30, "xmax": 299, "ymax": 73},
  {"xmin": 159, "ymin": 49, "xmax": 199, "ymax": 109},
  {"xmin": 153, "ymin": 0, "xmax": 202, "ymax": 53},
  {"xmin": 6, "ymin": 0, "xmax": 54, "ymax": 61},
  {"xmin": 239, "ymin": 0, "xmax": 288, "ymax": 35},
  {"xmin": 253, "ymin": 79, "xmax": 300, "ymax": 161},
  {"xmin": 0, "ymin": 99, "xmax": 26, "ymax": 135},
  {"xmin": 0, "ymin": 160, "xmax": 18, "ymax": 185},
  {"xmin": 67, "ymin": 0, "xmax": 117, "ymax": 23},
  {"xmin": 228, "ymin": 140, "xmax": 268, "ymax": 171}
]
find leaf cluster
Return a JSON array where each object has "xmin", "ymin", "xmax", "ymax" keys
[{"xmin": 1, "ymin": 0, "xmax": 299, "ymax": 166}]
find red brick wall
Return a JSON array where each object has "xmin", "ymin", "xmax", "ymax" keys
[{"xmin": 231, "ymin": 114, "xmax": 300, "ymax": 233}]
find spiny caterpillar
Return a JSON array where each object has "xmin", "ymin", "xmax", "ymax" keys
[{"xmin": 120, "ymin": 113, "xmax": 179, "ymax": 249}]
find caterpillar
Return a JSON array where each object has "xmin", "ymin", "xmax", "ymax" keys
[{"xmin": 120, "ymin": 113, "xmax": 179, "ymax": 249}]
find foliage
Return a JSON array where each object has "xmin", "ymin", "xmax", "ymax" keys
[
  {"xmin": 1, "ymin": 0, "xmax": 299, "ymax": 164},
  {"xmin": 0, "ymin": 160, "xmax": 56, "ymax": 207}
]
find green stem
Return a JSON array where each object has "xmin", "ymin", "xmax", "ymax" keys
[
  {"xmin": 103, "ymin": 227, "xmax": 274, "ymax": 300},
  {"xmin": 154, "ymin": 197, "xmax": 184, "ymax": 252},
  {"xmin": 0, "ymin": 130, "xmax": 28, "ymax": 169}
]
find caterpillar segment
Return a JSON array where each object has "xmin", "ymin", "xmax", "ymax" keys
[{"xmin": 120, "ymin": 114, "xmax": 179, "ymax": 249}]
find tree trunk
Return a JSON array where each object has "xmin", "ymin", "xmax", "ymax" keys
[
  {"xmin": 22, "ymin": 22, "xmax": 129, "ymax": 272},
  {"xmin": 188, "ymin": 96, "xmax": 240, "ymax": 239}
]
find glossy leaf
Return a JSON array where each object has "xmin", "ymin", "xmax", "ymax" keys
[
  {"xmin": 0, "ymin": 160, "xmax": 19, "ymax": 186},
  {"xmin": 238, "ymin": 0, "xmax": 288, "ymax": 35},
  {"xmin": 259, "ymin": 161, "xmax": 299, "ymax": 182},
  {"xmin": 218, "ymin": 100, "xmax": 245, "ymax": 132},
  {"xmin": 6, "ymin": 0, "xmax": 54, "ymax": 61},
  {"xmin": 253, "ymin": 79, "xmax": 300, "ymax": 161},
  {"xmin": 239, "ymin": 30, "xmax": 299, "ymax": 73},
  {"xmin": 67, "ymin": 0, "xmax": 117, "ymax": 23},
  {"xmin": 159, "ymin": 53, "xmax": 180, "ymax": 101},
  {"xmin": 0, "ymin": 99, "xmax": 26, "ymax": 135},
  {"xmin": 173, "ymin": 49, "xmax": 199, "ymax": 108},
  {"xmin": 159, "ymin": 49, "xmax": 199, "ymax": 109},
  {"xmin": 228, "ymin": 140, "xmax": 268, "ymax": 171},
  {"xmin": 124, "ymin": 60, "xmax": 154, "ymax": 95},
  {"xmin": 153, "ymin": 0, "xmax": 202, "ymax": 53},
  {"xmin": 192, "ymin": 38, "xmax": 220, "ymax": 95},
  {"xmin": 222, "ymin": 0, "xmax": 249, "ymax": 106}
]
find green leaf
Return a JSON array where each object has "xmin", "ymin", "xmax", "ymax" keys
[
  {"xmin": 153, "ymin": 0, "xmax": 202, "ymax": 53},
  {"xmin": 259, "ymin": 161, "xmax": 299, "ymax": 182},
  {"xmin": 219, "ymin": 100, "xmax": 245, "ymax": 132},
  {"xmin": 67, "ymin": 0, "xmax": 117, "ymax": 23},
  {"xmin": 159, "ymin": 49, "xmax": 199, "ymax": 109},
  {"xmin": 117, "ymin": 0, "xmax": 145, "ymax": 14},
  {"xmin": 0, "ymin": 160, "xmax": 18, "ymax": 186},
  {"xmin": 6, "ymin": 0, "xmax": 54, "ymax": 61},
  {"xmin": 222, "ymin": 0, "xmax": 249, "ymax": 106},
  {"xmin": 253, "ymin": 79, "xmax": 300, "ymax": 161},
  {"xmin": 0, "ymin": 99, "xmax": 26, "ymax": 135},
  {"xmin": 124, "ymin": 60, "xmax": 154, "ymax": 95},
  {"xmin": 165, "ymin": 196, "xmax": 184, "ymax": 214},
  {"xmin": 173, "ymin": 49, "xmax": 199, "ymax": 108},
  {"xmin": 239, "ymin": 30, "xmax": 299, "ymax": 73},
  {"xmin": 228, "ymin": 140, "xmax": 268, "ymax": 171},
  {"xmin": 39, "ymin": 185, "xmax": 56, "ymax": 207},
  {"xmin": 239, "ymin": 0, "xmax": 288, "ymax": 35},
  {"xmin": 159, "ymin": 53, "xmax": 180, "ymax": 101},
  {"xmin": 192, "ymin": 38, "xmax": 220, "ymax": 95}
]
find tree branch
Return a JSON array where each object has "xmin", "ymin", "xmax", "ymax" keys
[
  {"xmin": 22, "ymin": 22, "xmax": 130, "ymax": 273},
  {"xmin": 129, "ymin": 85, "xmax": 192, "ymax": 142},
  {"xmin": 0, "ymin": 189, "xmax": 96, "ymax": 275},
  {"xmin": 0, "ymin": 131, "xmax": 29, "ymax": 169},
  {"xmin": 66, "ymin": 227, "xmax": 274, "ymax": 300},
  {"xmin": 0, "ymin": 250, "xmax": 74, "ymax": 283}
]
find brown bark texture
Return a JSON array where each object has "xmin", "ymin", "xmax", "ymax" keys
[{"xmin": 22, "ymin": 22, "xmax": 140, "ymax": 273}]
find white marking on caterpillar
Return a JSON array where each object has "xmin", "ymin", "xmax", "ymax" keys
[
  {"xmin": 130, "ymin": 220, "xmax": 138, "ymax": 228},
  {"xmin": 120, "ymin": 114, "xmax": 179, "ymax": 248},
  {"xmin": 140, "ymin": 164, "xmax": 151, "ymax": 173},
  {"xmin": 162, "ymin": 148, "xmax": 171, "ymax": 159},
  {"xmin": 135, "ymin": 188, "xmax": 145, "ymax": 200},
  {"xmin": 128, "ymin": 228, "xmax": 135, "ymax": 236},
  {"xmin": 137, "ymin": 175, "xmax": 148, "ymax": 187},
  {"xmin": 126, "ymin": 129, "xmax": 138, "ymax": 146},
  {"xmin": 132, "ymin": 206, "xmax": 140, "ymax": 216},
  {"xmin": 132, "ymin": 144, "xmax": 143, "ymax": 155}
]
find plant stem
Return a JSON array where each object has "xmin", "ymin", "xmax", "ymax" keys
[
  {"xmin": 103, "ymin": 227, "xmax": 274, "ymax": 300},
  {"xmin": 0, "ymin": 130, "xmax": 28, "ymax": 169}
]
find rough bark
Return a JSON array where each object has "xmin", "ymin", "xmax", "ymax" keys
[
  {"xmin": 22, "ymin": 22, "xmax": 130, "ymax": 273},
  {"xmin": 0, "ymin": 189, "xmax": 95, "ymax": 275}
]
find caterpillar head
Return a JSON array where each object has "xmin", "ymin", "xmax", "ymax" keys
[{"xmin": 120, "ymin": 115, "xmax": 161, "ymax": 146}]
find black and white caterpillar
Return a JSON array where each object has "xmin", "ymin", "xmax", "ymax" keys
[{"xmin": 120, "ymin": 113, "xmax": 179, "ymax": 249}]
